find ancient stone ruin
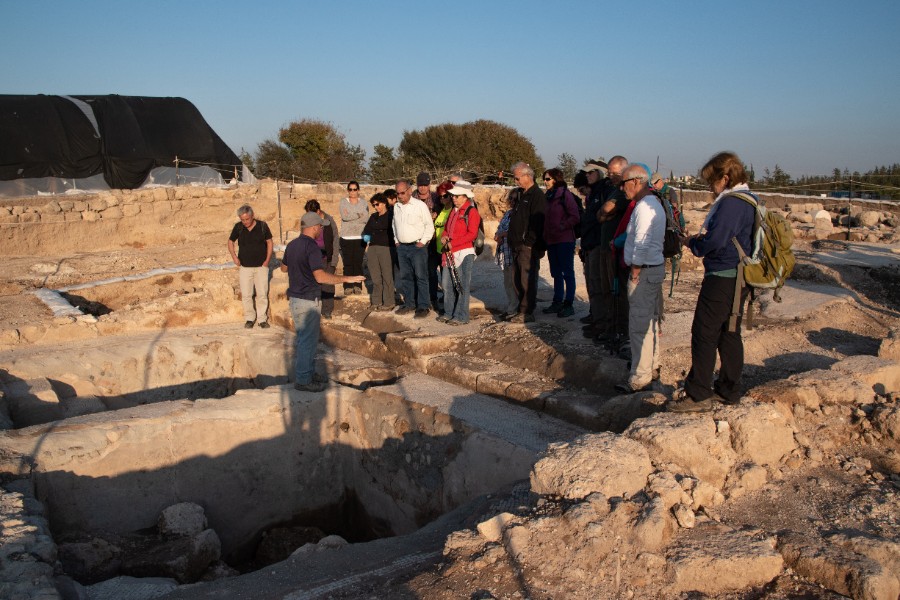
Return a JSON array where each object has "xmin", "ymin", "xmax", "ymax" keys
[{"xmin": 0, "ymin": 181, "xmax": 898, "ymax": 599}]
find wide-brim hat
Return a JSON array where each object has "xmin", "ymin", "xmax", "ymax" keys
[
  {"xmin": 582, "ymin": 162, "xmax": 609, "ymax": 176},
  {"xmin": 447, "ymin": 185, "xmax": 474, "ymax": 198}
]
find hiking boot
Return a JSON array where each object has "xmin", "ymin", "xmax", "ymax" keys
[
  {"xmin": 294, "ymin": 380, "xmax": 326, "ymax": 393},
  {"xmin": 579, "ymin": 315, "xmax": 594, "ymax": 324},
  {"xmin": 508, "ymin": 313, "xmax": 534, "ymax": 324},
  {"xmin": 414, "ymin": 308, "xmax": 430, "ymax": 319},
  {"xmin": 436, "ymin": 315, "xmax": 450, "ymax": 323},
  {"xmin": 542, "ymin": 302, "xmax": 563, "ymax": 314},
  {"xmin": 615, "ymin": 381, "xmax": 651, "ymax": 394},
  {"xmin": 557, "ymin": 305, "xmax": 574, "ymax": 318},
  {"xmin": 395, "ymin": 306, "xmax": 414, "ymax": 315},
  {"xmin": 668, "ymin": 389, "xmax": 713, "ymax": 413},
  {"xmin": 258, "ymin": 322, "xmax": 270, "ymax": 329},
  {"xmin": 312, "ymin": 373, "xmax": 328, "ymax": 384},
  {"xmin": 244, "ymin": 321, "xmax": 255, "ymax": 329}
]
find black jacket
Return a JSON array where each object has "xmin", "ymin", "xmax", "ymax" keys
[{"xmin": 507, "ymin": 184, "xmax": 546, "ymax": 250}]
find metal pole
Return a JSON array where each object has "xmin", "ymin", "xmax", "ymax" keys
[
  {"xmin": 175, "ymin": 156, "xmax": 179, "ymax": 186},
  {"xmin": 846, "ymin": 178, "xmax": 852, "ymax": 241},
  {"xmin": 276, "ymin": 178, "xmax": 284, "ymax": 245}
]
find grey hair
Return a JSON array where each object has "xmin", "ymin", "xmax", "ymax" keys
[
  {"xmin": 511, "ymin": 162, "xmax": 534, "ymax": 178},
  {"xmin": 236, "ymin": 204, "xmax": 254, "ymax": 217},
  {"xmin": 396, "ymin": 179, "xmax": 411, "ymax": 188},
  {"xmin": 623, "ymin": 165, "xmax": 649, "ymax": 183}
]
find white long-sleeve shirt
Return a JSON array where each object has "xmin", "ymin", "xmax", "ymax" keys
[
  {"xmin": 392, "ymin": 198, "xmax": 435, "ymax": 245},
  {"xmin": 624, "ymin": 193, "xmax": 666, "ymax": 267}
]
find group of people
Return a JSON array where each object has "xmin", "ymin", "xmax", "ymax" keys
[{"xmin": 229, "ymin": 150, "xmax": 758, "ymax": 409}]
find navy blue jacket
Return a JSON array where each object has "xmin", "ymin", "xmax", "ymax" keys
[{"xmin": 688, "ymin": 194, "xmax": 756, "ymax": 273}]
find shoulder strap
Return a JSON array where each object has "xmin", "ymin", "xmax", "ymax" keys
[{"xmin": 729, "ymin": 191, "xmax": 759, "ymax": 208}]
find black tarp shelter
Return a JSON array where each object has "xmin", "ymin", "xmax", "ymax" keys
[{"xmin": 0, "ymin": 94, "xmax": 246, "ymax": 194}]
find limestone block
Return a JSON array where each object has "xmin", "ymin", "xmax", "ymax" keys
[
  {"xmin": 101, "ymin": 206, "xmax": 123, "ymax": 219},
  {"xmin": 672, "ymin": 503, "xmax": 696, "ymax": 528},
  {"xmin": 630, "ymin": 497, "xmax": 674, "ymax": 552},
  {"xmin": 58, "ymin": 200, "xmax": 74, "ymax": 211},
  {"xmin": 19, "ymin": 212, "xmax": 39, "ymax": 223},
  {"xmin": 153, "ymin": 200, "xmax": 174, "ymax": 214},
  {"xmin": 152, "ymin": 188, "xmax": 169, "ymax": 202},
  {"xmin": 878, "ymin": 328, "xmax": 900, "ymax": 362},
  {"xmin": 859, "ymin": 210, "xmax": 881, "ymax": 227},
  {"xmin": 725, "ymin": 402, "xmax": 796, "ymax": 466},
  {"xmin": 82, "ymin": 210, "xmax": 100, "ymax": 222},
  {"xmin": 42, "ymin": 200, "xmax": 62, "ymax": 213},
  {"xmin": 726, "ymin": 463, "xmax": 768, "ymax": 499},
  {"xmin": 121, "ymin": 529, "xmax": 221, "ymax": 583},
  {"xmin": 790, "ymin": 212, "xmax": 813, "ymax": 224},
  {"xmin": 530, "ymin": 433, "xmax": 654, "ymax": 500},
  {"xmin": 830, "ymin": 355, "xmax": 900, "ymax": 395},
  {"xmin": 205, "ymin": 195, "xmax": 223, "ymax": 207},
  {"xmin": 0, "ymin": 213, "xmax": 17, "ymax": 223},
  {"xmin": 779, "ymin": 531, "xmax": 899, "ymax": 600},
  {"xmin": 476, "ymin": 512, "xmax": 518, "ymax": 542},
  {"xmin": 174, "ymin": 187, "xmax": 186, "ymax": 200},
  {"xmin": 88, "ymin": 198, "xmax": 108, "ymax": 211},
  {"xmin": 791, "ymin": 369, "xmax": 875, "ymax": 405},
  {"xmin": 11, "ymin": 206, "xmax": 25, "ymax": 215},
  {"xmin": 505, "ymin": 379, "xmax": 559, "ymax": 407},
  {"xmin": 872, "ymin": 405, "xmax": 900, "ymax": 443},
  {"xmin": 647, "ymin": 471, "xmax": 685, "ymax": 510},
  {"xmin": 72, "ymin": 201, "xmax": 88, "ymax": 212},
  {"xmin": 626, "ymin": 412, "xmax": 737, "ymax": 488},
  {"xmin": 58, "ymin": 538, "xmax": 123, "ymax": 582},
  {"xmin": 158, "ymin": 503, "xmax": 207, "ymax": 537},
  {"xmin": 40, "ymin": 212, "xmax": 66, "ymax": 223},
  {"xmin": 122, "ymin": 203, "xmax": 141, "ymax": 217},
  {"xmin": 669, "ymin": 524, "xmax": 782, "ymax": 595}
]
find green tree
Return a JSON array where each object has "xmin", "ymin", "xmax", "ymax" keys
[
  {"xmin": 253, "ymin": 119, "xmax": 366, "ymax": 181},
  {"xmin": 253, "ymin": 140, "xmax": 293, "ymax": 179},
  {"xmin": 397, "ymin": 119, "xmax": 543, "ymax": 182},
  {"xmin": 368, "ymin": 144, "xmax": 406, "ymax": 185},
  {"xmin": 556, "ymin": 153, "xmax": 577, "ymax": 182}
]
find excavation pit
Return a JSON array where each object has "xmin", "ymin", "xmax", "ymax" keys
[{"xmin": 0, "ymin": 379, "xmax": 539, "ymax": 585}]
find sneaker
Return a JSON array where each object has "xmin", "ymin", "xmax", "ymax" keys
[
  {"xmin": 395, "ymin": 306, "xmax": 414, "ymax": 315},
  {"xmin": 258, "ymin": 322, "xmax": 270, "ymax": 329},
  {"xmin": 557, "ymin": 305, "xmax": 574, "ymax": 318},
  {"xmin": 668, "ymin": 390, "xmax": 713, "ymax": 413},
  {"xmin": 414, "ymin": 308, "xmax": 430, "ymax": 319},
  {"xmin": 294, "ymin": 380, "xmax": 326, "ymax": 393},
  {"xmin": 244, "ymin": 321, "xmax": 255, "ymax": 329},
  {"xmin": 542, "ymin": 302, "xmax": 563, "ymax": 314}
]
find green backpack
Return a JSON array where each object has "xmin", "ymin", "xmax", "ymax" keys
[{"xmin": 728, "ymin": 192, "xmax": 796, "ymax": 331}]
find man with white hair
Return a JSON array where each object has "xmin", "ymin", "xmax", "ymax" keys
[
  {"xmin": 228, "ymin": 204, "xmax": 273, "ymax": 329},
  {"xmin": 506, "ymin": 162, "xmax": 546, "ymax": 323},
  {"xmin": 616, "ymin": 164, "xmax": 666, "ymax": 393}
]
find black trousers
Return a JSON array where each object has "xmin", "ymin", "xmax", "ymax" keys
[
  {"xmin": 340, "ymin": 238, "xmax": 365, "ymax": 290},
  {"xmin": 513, "ymin": 245, "xmax": 541, "ymax": 315},
  {"xmin": 684, "ymin": 275, "xmax": 749, "ymax": 403}
]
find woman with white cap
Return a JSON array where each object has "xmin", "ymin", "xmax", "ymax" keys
[{"xmin": 437, "ymin": 184, "xmax": 481, "ymax": 325}]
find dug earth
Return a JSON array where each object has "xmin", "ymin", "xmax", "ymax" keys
[{"xmin": 1, "ymin": 181, "xmax": 899, "ymax": 600}]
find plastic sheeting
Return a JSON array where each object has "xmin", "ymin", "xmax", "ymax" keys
[{"xmin": 1, "ymin": 94, "xmax": 245, "ymax": 193}]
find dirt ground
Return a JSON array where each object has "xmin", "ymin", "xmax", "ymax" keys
[{"xmin": 2, "ymin": 228, "xmax": 900, "ymax": 599}]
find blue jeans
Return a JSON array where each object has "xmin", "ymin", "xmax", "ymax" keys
[
  {"xmin": 442, "ymin": 253, "xmax": 474, "ymax": 323},
  {"xmin": 289, "ymin": 297, "xmax": 321, "ymax": 385},
  {"xmin": 547, "ymin": 241, "xmax": 576, "ymax": 304},
  {"xmin": 396, "ymin": 243, "xmax": 429, "ymax": 310}
]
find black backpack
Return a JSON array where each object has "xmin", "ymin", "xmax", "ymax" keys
[{"xmin": 462, "ymin": 203, "xmax": 486, "ymax": 256}]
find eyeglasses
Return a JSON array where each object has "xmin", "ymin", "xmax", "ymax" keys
[
  {"xmin": 348, "ymin": 188, "xmax": 359, "ymax": 192},
  {"xmin": 543, "ymin": 177, "xmax": 553, "ymax": 182},
  {"xmin": 618, "ymin": 177, "xmax": 642, "ymax": 188}
]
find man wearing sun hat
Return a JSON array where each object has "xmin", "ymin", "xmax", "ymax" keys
[{"xmin": 281, "ymin": 212, "xmax": 366, "ymax": 392}]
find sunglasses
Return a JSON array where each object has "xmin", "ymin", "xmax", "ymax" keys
[
  {"xmin": 371, "ymin": 201, "xmax": 383, "ymax": 206},
  {"xmin": 348, "ymin": 188, "xmax": 359, "ymax": 192},
  {"xmin": 619, "ymin": 177, "xmax": 642, "ymax": 188},
  {"xmin": 543, "ymin": 177, "xmax": 553, "ymax": 182}
]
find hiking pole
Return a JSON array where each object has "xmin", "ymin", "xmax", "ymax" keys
[{"xmin": 445, "ymin": 248, "xmax": 462, "ymax": 293}]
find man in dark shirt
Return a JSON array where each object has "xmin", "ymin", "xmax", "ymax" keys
[
  {"xmin": 595, "ymin": 156, "xmax": 629, "ymax": 342},
  {"xmin": 228, "ymin": 204, "xmax": 273, "ymax": 329},
  {"xmin": 507, "ymin": 161, "xmax": 546, "ymax": 323},
  {"xmin": 578, "ymin": 161, "xmax": 608, "ymax": 334},
  {"xmin": 281, "ymin": 212, "xmax": 366, "ymax": 392}
]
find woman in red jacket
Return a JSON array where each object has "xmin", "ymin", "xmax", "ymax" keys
[{"xmin": 437, "ymin": 184, "xmax": 481, "ymax": 325}]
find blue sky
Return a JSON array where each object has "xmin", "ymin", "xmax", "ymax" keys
[{"xmin": 3, "ymin": 0, "xmax": 899, "ymax": 178}]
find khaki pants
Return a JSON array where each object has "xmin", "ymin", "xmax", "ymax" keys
[
  {"xmin": 239, "ymin": 265, "xmax": 270, "ymax": 324},
  {"xmin": 626, "ymin": 264, "xmax": 665, "ymax": 386}
]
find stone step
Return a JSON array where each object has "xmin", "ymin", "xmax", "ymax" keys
[{"xmin": 1, "ymin": 377, "xmax": 62, "ymax": 427}]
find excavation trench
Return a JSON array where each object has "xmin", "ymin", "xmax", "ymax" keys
[{"xmin": 0, "ymin": 328, "xmax": 543, "ymax": 586}]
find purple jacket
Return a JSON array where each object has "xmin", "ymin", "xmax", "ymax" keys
[{"xmin": 543, "ymin": 187, "xmax": 580, "ymax": 245}]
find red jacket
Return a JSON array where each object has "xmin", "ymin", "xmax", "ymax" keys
[{"xmin": 442, "ymin": 200, "xmax": 481, "ymax": 260}]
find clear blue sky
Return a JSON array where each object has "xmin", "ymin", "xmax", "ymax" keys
[{"xmin": 3, "ymin": 0, "xmax": 899, "ymax": 178}]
